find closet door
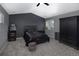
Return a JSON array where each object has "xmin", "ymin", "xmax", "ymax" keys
[
  {"xmin": 66, "ymin": 17, "xmax": 77, "ymax": 44},
  {"xmin": 60, "ymin": 18, "xmax": 68, "ymax": 41},
  {"xmin": 60, "ymin": 16, "xmax": 77, "ymax": 45}
]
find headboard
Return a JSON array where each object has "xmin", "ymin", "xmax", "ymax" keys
[{"xmin": 24, "ymin": 25, "xmax": 37, "ymax": 32}]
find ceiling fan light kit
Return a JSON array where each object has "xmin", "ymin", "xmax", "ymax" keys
[
  {"xmin": 37, "ymin": 3, "xmax": 40, "ymax": 7},
  {"xmin": 44, "ymin": 3, "xmax": 49, "ymax": 6},
  {"xmin": 37, "ymin": 3, "xmax": 49, "ymax": 7}
]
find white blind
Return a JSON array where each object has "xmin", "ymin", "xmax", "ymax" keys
[
  {"xmin": 0, "ymin": 12, "xmax": 4, "ymax": 23},
  {"xmin": 46, "ymin": 20, "xmax": 54, "ymax": 30}
]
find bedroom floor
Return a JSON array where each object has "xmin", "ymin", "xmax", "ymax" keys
[{"xmin": 1, "ymin": 37, "xmax": 79, "ymax": 56}]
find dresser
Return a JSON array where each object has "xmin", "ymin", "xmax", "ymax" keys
[{"xmin": 8, "ymin": 30, "xmax": 16, "ymax": 41}]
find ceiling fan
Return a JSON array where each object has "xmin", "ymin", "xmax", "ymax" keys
[{"xmin": 37, "ymin": 3, "xmax": 49, "ymax": 7}]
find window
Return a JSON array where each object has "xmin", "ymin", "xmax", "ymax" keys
[
  {"xmin": 46, "ymin": 20, "xmax": 54, "ymax": 30},
  {"xmin": 0, "ymin": 12, "xmax": 4, "ymax": 23}
]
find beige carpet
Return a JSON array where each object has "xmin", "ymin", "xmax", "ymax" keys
[{"xmin": 1, "ymin": 37, "xmax": 79, "ymax": 56}]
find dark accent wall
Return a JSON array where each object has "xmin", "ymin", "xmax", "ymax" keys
[
  {"xmin": 0, "ymin": 5, "xmax": 9, "ymax": 49},
  {"xmin": 9, "ymin": 13, "xmax": 45, "ymax": 37}
]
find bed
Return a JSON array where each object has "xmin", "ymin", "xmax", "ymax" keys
[{"xmin": 23, "ymin": 26, "xmax": 50, "ymax": 46}]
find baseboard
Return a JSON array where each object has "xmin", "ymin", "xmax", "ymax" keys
[{"xmin": 0, "ymin": 40, "xmax": 8, "ymax": 55}]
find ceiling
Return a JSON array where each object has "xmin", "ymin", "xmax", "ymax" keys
[{"xmin": 1, "ymin": 3, "xmax": 79, "ymax": 18}]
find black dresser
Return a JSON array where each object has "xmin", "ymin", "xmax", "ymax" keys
[
  {"xmin": 59, "ymin": 16, "xmax": 79, "ymax": 50},
  {"xmin": 8, "ymin": 30, "xmax": 16, "ymax": 41}
]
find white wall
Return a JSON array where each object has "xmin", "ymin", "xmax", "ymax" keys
[{"xmin": 0, "ymin": 5, "xmax": 9, "ymax": 51}]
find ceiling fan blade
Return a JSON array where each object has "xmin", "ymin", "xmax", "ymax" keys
[
  {"xmin": 44, "ymin": 3, "xmax": 49, "ymax": 6},
  {"xmin": 37, "ymin": 3, "xmax": 40, "ymax": 7}
]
